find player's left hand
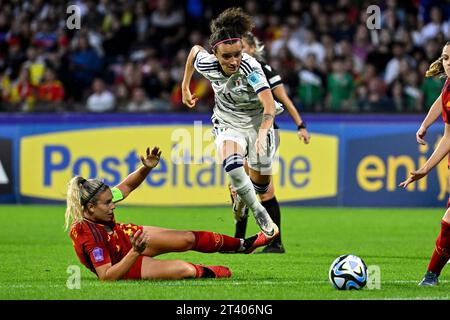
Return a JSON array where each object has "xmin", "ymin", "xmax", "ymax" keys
[
  {"xmin": 398, "ymin": 168, "xmax": 428, "ymax": 189},
  {"xmin": 141, "ymin": 146, "xmax": 162, "ymax": 169},
  {"xmin": 298, "ymin": 128, "xmax": 311, "ymax": 144}
]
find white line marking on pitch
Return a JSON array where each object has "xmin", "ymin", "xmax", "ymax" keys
[{"xmin": 1, "ymin": 279, "xmax": 449, "ymax": 289}]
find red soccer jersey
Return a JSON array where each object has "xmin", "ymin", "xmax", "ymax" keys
[
  {"xmin": 70, "ymin": 219, "xmax": 142, "ymax": 277},
  {"xmin": 38, "ymin": 80, "xmax": 65, "ymax": 102},
  {"xmin": 441, "ymin": 78, "xmax": 450, "ymax": 123}
]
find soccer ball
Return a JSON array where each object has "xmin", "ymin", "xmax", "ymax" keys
[{"xmin": 329, "ymin": 254, "xmax": 367, "ymax": 290}]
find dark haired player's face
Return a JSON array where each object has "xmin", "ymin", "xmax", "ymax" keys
[
  {"xmin": 215, "ymin": 42, "xmax": 243, "ymax": 76},
  {"xmin": 442, "ymin": 45, "xmax": 450, "ymax": 78},
  {"xmin": 88, "ymin": 189, "xmax": 116, "ymax": 224}
]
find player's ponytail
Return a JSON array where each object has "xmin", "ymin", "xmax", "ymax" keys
[
  {"xmin": 425, "ymin": 42, "xmax": 450, "ymax": 78},
  {"xmin": 65, "ymin": 176, "xmax": 85, "ymax": 230},
  {"xmin": 209, "ymin": 7, "xmax": 254, "ymax": 52},
  {"xmin": 425, "ymin": 57, "xmax": 445, "ymax": 78},
  {"xmin": 65, "ymin": 176, "xmax": 108, "ymax": 230}
]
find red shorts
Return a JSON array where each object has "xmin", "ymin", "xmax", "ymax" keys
[{"xmin": 122, "ymin": 256, "xmax": 144, "ymax": 280}]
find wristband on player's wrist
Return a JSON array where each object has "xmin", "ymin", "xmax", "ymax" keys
[{"xmin": 297, "ymin": 122, "xmax": 307, "ymax": 130}]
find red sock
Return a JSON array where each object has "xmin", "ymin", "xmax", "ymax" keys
[
  {"xmin": 192, "ymin": 231, "xmax": 241, "ymax": 253},
  {"xmin": 427, "ymin": 220, "xmax": 450, "ymax": 276},
  {"xmin": 189, "ymin": 263, "xmax": 221, "ymax": 278},
  {"xmin": 189, "ymin": 263, "xmax": 206, "ymax": 278}
]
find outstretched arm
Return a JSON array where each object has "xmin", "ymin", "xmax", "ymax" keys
[
  {"xmin": 400, "ymin": 122, "xmax": 450, "ymax": 188},
  {"xmin": 115, "ymin": 146, "xmax": 162, "ymax": 200},
  {"xmin": 272, "ymin": 85, "xmax": 310, "ymax": 144},
  {"xmin": 416, "ymin": 94, "xmax": 442, "ymax": 145},
  {"xmin": 181, "ymin": 45, "xmax": 204, "ymax": 108}
]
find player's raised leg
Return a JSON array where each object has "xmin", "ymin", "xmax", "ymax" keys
[{"xmin": 220, "ymin": 140, "xmax": 278, "ymax": 239}]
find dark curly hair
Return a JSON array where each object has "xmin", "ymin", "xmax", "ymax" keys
[{"xmin": 209, "ymin": 7, "xmax": 254, "ymax": 52}]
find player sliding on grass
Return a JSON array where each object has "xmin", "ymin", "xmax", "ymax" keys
[
  {"xmin": 399, "ymin": 42, "xmax": 450, "ymax": 286},
  {"xmin": 66, "ymin": 146, "xmax": 267, "ymax": 281},
  {"xmin": 181, "ymin": 7, "xmax": 279, "ymax": 247}
]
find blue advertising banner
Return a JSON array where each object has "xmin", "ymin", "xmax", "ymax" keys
[{"xmin": 342, "ymin": 125, "xmax": 446, "ymax": 207}]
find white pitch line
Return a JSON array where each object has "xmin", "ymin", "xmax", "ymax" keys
[{"xmin": 1, "ymin": 279, "xmax": 449, "ymax": 289}]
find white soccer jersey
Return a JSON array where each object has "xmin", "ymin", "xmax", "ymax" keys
[{"xmin": 193, "ymin": 51, "xmax": 271, "ymax": 129}]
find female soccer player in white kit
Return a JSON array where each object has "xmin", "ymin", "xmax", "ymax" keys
[{"xmin": 181, "ymin": 7, "xmax": 279, "ymax": 251}]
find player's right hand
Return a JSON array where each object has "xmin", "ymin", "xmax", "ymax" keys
[
  {"xmin": 298, "ymin": 128, "xmax": 311, "ymax": 144},
  {"xmin": 416, "ymin": 126, "xmax": 427, "ymax": 145},
  {"xmin": 130, "ymin": 229, "xmax": 148, "ymax": 254},
  {"xmin": 255, "ymin": 129, "xmax": 268, "ymax": 156},
  {"xmin": 398, "ymin": 168, "xmax": 428, "ymax": 189},
  {"xmin": 182, "ymin": 88, "xmax": 198, "ymax": 108}
]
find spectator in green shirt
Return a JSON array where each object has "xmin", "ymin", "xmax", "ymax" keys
[
  {"xmin": 297, "ymin": 53, "xmax": 324, "ymax": 111},
  {"xmin": 326, "ymin": 56, "xmax": 355, "ymax": 112}
]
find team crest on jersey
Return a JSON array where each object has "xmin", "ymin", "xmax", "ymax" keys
[
  {"xmin": 447, "ymin": 101, "xmax": 450, "ymax": 108},
  {"xmin": 233, "ymin": 77, "xmax": 245, "ymax": 94},
  {"xmin": 92, "ymin": 247, "xmax": 104, "ymax": 262}
]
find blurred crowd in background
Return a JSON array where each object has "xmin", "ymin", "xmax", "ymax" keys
[{"xmin": 0, "ymin": 0, "xmax": 449, "ymax": 113}]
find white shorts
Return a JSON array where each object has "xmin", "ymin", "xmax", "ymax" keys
[{"xmin": 213, "ymin": 125, "xmax": 277, "ymax": 175}]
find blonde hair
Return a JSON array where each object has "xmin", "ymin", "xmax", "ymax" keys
[
  {"xmin": 243, "ymin": 32, "xmax": 266, "ymax": 61},
  {"xmin": 65, "ymin": 176, "xmax": 108, "ymax": 230},
  {"xmin": 425, "ymin": 42, "xmax": 450, "ymax": 78}
]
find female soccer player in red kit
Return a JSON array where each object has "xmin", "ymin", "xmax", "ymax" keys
[
  {"xmin": 67, "ymin": 146, "xmax": 266, "ymax": 281},
  {"xmin": 400, "ymin": 42, "xmax": 450, "ymax": 286}
]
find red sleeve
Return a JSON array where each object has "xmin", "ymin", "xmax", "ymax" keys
[{"xmin": 84, "ymin": 240, "xmax": 111, "ymax": 268}]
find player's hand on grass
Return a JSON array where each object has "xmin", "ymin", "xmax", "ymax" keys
[
  {"xmin": 182, "ymin": 88, "xmax": 198, "ymax": 108},
  {"xmin": 398, "ymin": 169, "xmax": 428, "ymax": 188},
  {"xmin": 141, "ymin": 146, "xmax": 162, "ymax": 169},
  {"xmin": 298, "ymin": 128, "xmax": 311, "ymax": 144},
  {"xmin": 416, "ymin": 126, "xmax": 427, "ymax": 145},
  {"xmin": 130, "ymin": 229, "xmax": 148, "ymax": 254}
]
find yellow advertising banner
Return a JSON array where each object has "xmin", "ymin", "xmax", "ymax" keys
[{"xmin": 20, "ymin": 126, "xmax": 338, "ymax": 205}]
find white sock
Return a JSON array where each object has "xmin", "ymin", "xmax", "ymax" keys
[{"xmin": 227, "ymin": 166, "xmax": 274, "ymax": 233}]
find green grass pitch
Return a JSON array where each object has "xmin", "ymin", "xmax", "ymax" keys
[{"xmin": 0, "ymin": 205, "xmax": 448, "ymax": 300}]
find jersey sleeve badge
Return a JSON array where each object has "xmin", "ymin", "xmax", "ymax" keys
[
  {"xmin": 248, "ymin": 71, "xmax": 262, "ymax": 86},
  {"xmin": 92, "ymin": 247, "xmax": 104, "ymax": 263}
]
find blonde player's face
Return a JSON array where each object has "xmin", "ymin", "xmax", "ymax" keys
[
  {"xmin": 442, "ymin": 44, "xmax": 450, "ymax": 78},
  {"xmin": 215, "ymin": 42, "xmax": 243, "ymax": 76},
  {"xmin": 87, "ymin": 189, "xmax": 116, "ymax": 224}
]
